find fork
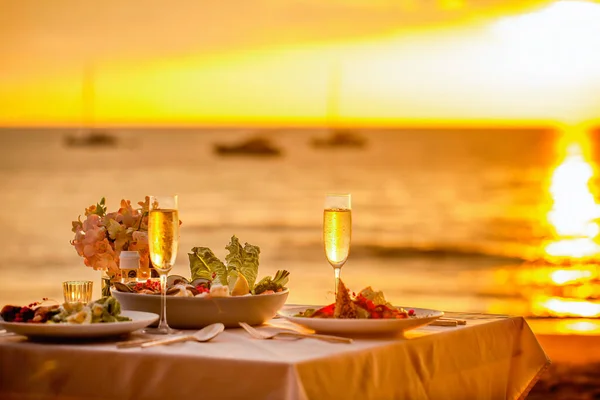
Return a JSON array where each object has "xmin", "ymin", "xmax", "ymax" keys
[{"xmin": 239, "ymin": 322, "xmax": 353, "ymax": 344}]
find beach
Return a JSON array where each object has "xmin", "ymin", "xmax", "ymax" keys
[{"xmin": 531, "ymin": 327, "xmax": 600, "ymax": 399}]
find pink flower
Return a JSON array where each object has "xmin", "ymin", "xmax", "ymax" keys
[
  {"xmin": 71, "ymin": 197, "xmax": 156, "ymax": 281},
  {"xmin": 83, "ymin": 214, "xmax": 102, "ymax": 231}
]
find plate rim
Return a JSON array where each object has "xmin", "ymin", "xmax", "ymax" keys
[
  {"xmin": 278, "ymin": 305, "xmax": 444, "ymax": 323},
  {"xmin": 112, "ymin": 287, "xmax": 290, "ymax": 300},
  {"xmin": 0, "ymin": 310, "xmax": 159, "ymax": 331}
]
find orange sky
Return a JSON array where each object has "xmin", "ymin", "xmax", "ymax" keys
[{"xmin": 1, "ymin": 0, "xmax": 600, "ymax": 127}]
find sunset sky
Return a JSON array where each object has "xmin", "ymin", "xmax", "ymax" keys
[{"xmin": 1, "ymin": 0, "xmax": 600, "ymax": 126}]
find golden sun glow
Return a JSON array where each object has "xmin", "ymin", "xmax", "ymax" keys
[
  {"xmin": 545, "ymin": 134, "xmax": 600, "ymax": 258},
  {"xmin": 528, "ymin": 127, "xmax": 600, "ymax": 319},
  {"xmin": 1, "ymin": 0, "xmax": 600, "ymax": 125},
  {"xmin": 533, "ymin": 296, "xmax": 600, "ymax": 318}
]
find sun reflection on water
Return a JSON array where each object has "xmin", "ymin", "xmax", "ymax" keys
[
  {"xmin": 545, "ymin": 138, "xmax": 600, "ymax": 258},
  {"xmin": 530, "ymin": 129, "xmax": 600, "ymax": 319}
]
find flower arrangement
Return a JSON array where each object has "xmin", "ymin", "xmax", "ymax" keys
[{"xmin": 71, "ymin": 197, "xmax": 151, "ymax": 282}]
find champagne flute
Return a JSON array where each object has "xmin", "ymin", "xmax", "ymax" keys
[
  {"xmin": 145, "ymin": 195, "xmax": 179, "ymax": 334},
  {"xmin": 323, "ymin": 194, "xmax": 352, "ymax": 295}
]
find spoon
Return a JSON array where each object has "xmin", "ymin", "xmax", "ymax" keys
[{"xmin": 140, "ymin": 323, "xmax": 225, "ymax": 348}]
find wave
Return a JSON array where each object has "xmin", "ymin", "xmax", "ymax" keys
[
  {"xmin": 273, "ymin": 241, "xmax": 528, "ymax": 263},
  {"xmin": 183, "ymin": 224, "xmax": 531, "ymax": 262},
  {"xmin": 349, "ymin": 244, "xmax": 526, "ymax": 261}
]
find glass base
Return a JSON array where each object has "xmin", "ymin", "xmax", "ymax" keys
[{"xmin": 143, "ymin": 326, "xmax": 180, "ymax": 335}]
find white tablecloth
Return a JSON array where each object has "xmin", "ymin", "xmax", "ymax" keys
[{"xmin": 0, "ymin": 311, "xmax": 550, "ymax": 400}]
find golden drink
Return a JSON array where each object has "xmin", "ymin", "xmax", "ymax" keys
[
  {"xmin": 323, "ymin": 208, "xmax": 352, "ymax": 268},
  {"xmin": 148, "ymin": 208, "xmax": 179, "ymax": 274}
]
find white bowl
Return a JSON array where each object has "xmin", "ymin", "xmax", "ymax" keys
[{"xmin": 112, "ymin": 289, "xmax": 289, "ymax": 329}]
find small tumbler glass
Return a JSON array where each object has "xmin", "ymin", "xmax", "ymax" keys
[{"xmin": 63, "ymin": 281, "xmax": 93, "ymax": 304}]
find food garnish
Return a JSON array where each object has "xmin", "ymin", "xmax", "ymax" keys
[
  {"xmin": 111, "ymin": 235, "xmax": 291, "ymax": 298},
  {"xmin": 296, "ymin": 280, "xmax": 413, "ymax": 320},
  {"xmin": 187, "ymin": 235, "xmax": 290, "ymax": 296},
  {"xmin": 253, "ymin": 270, "xmax": 290, "ymax": 295},
  {"xmin": 189, "ymin": 235, "xmax": 260, "ymax": 290},
  {"xmin": 1, "ymin": 297, "xmax": 131, "ymax": 324}
]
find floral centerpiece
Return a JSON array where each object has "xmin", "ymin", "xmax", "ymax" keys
[{"xmin": 71, "ymin": 197, "xmax": 152, "ymax": 295}]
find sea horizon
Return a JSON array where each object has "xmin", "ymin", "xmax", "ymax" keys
[{"xmin": 1, "ymin": 126, "xmax": 599, "ymax": 323}]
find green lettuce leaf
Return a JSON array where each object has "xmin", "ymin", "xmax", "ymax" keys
[
  {"xmin": 188, "ymin": 247, "xmax": 228, "ymax": 283},
  {"xmin": 225, "ymin": 235, "xmax": 260, "ymax": 290},
  {"xmin": 359, "ymin": 286, "xmax": 392, "ymax": 307},
  {"xmin": 224, "ymin": 236, "xmax": 244, "ymax": 271}
]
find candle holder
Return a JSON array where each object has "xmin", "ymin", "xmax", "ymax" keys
[{"xmin": 63, "ymin": 281, "xmax": 93, "ymax": 304}]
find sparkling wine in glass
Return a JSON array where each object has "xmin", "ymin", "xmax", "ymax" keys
[
  {"xmin": 146, "ymin": 195, "xmax": 179, "ymax": 334},
  {"xmin": 323, "ymin": 194, "xmax": 352, "ymax": 294}
]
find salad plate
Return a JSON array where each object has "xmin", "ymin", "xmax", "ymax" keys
[
  {"xmin": 113, "ymin": 289, "xmax": 288, "ymax": 329},
  {"xmin": 279, "ymin": 306, "xmax": 444, "ymax": 335},
  {"xmin": 114, "ymin": 235, "xmax": 291, "ymax": 328},
  {"xmin": 0, "ymin": 310, "xmax": 158, "ymax": 339}
]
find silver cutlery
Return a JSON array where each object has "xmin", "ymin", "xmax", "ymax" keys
[
  {"xmin": 429, "ymin": 318, "xmax": 467, "ymax": 327},
  {"xmin": 139, "ymin": 323, "xmax": 225, "ymax": 348},
  {"xmin": 239, "ymin": 322, "xmax": 353, "ymax": 343}
]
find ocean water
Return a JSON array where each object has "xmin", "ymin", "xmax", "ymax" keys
[{"xmin": 0, "ymin": 127, "xmax": 594, "ymax": 316}]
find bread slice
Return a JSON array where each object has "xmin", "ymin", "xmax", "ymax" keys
[{"xmin": 334, "ymin": 280, "xmax": 358, "ymax": 319}]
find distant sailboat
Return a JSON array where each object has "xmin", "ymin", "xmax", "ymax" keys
[
  {"xmin": 64, "ymin": 65, "xmax": 118, "ymax": 148},
  {"xmin": 214, "ymin": 135, "xmax": 283, "ymax": 157},
  {"xmin": 311, "ymin": 61, "xmax": 366, "ymax": 149}
]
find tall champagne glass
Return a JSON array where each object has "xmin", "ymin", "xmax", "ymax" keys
[
  {"xmin": 146, "ymin": 195, "xmax": 179, "ymax": 334},
  {"xmin": 323, "ymin": 194, "xmax": 352, "ymax": 294}
]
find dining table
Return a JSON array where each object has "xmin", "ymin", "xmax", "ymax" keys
[{"xmin": 0, "ymin": 307, "xmax": 550, "ymax": 400}]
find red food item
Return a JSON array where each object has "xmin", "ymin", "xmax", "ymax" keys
[
  {"xmin": 195, "ymin": 284, "xmax": 210, "ymax": 294},
  {"xmin": 311, "ymin": 303, "xmax": 335, "ymax": 317},
  {"xmin": 1, "ymin": 304, "xmax": 36, "ymax": 322},
  {"xmin": 352, "ymin": 294, "xmax": 410, "ymax": 319},
  {"xmin": 134, "ymin": 279, "xmax": 161, "ymax": 293}
]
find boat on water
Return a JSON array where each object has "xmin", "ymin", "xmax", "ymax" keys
[
  {"xmin": 64, "ymin": 65, "xmax": 119, "ymax": 149},
  {"xmin": 64, "ymin": 130, "xmax": 118, "ymax": 148},
  {"xmin": 313, "ymin": 61, "xmax": 367, "ymax": 149},
  {"xmin": 311, "ymin": 130, "xmax": 367, "ymax": 148},
  {"xmin": 214, "ymin": 137, "xmax": 282, "ymax": 157}
]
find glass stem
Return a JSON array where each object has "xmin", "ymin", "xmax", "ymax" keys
[
  {"xmin": 334, "ymin": 267, "xmax": 341, "ymax": 296},
  {"xmin": 158, "ymin": 273, "xmax": 168, "ymax": 330}
]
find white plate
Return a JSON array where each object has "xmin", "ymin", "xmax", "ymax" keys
[
  {"xmin": 279, "ymin": 306, "xmax": 444, "ymax": 335},
  {"xmin": 0, "ymin": 311, "xmax": 159, "ymax": 339}
]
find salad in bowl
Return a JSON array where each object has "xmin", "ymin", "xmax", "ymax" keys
[{"xmin": 112, "ymin": 235, "xmax": 290, "ymax": 328}]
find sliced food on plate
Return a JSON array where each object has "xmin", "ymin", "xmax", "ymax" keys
[
  {"xmin": 1, "ymin": 297, "xmax": 131, "ymax": 324},
  {"xmin": 281, "ymin": 280, "xmax": 444, "ymax": 334},
  {"xmin": 296, "ymin": 280, "xmax": 415, "ymax": 320}
]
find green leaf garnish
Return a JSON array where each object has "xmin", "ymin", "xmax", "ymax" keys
[
  {"xmin": 253, "ymin": 270, "xmax": 290, "ymax": 294},
  {"xmin": 225, "ymin": 235, "xmax": 260, "ymax": 290},
  {"xmin": 188, "ymin": 247, "xmax": 227, "ymax": 283},
  {"xmin": 94, "ymin": 197, "xmax": 107, "ymax": 217}
]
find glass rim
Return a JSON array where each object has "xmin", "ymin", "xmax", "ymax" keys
[
  {"xmin": 62, "ymin": 280, "xmax": 93, "ymax": 285},
  {"xmin": 149, "ymin": 194, "xmax": 178, "ymax": 210},
  {"xmin": 149, "ymin": 194, "xmax": 179, "ymax": 198},
  {"xmin": 325, "ymin": 193, "xmax": 351, "ymax": 197}
]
